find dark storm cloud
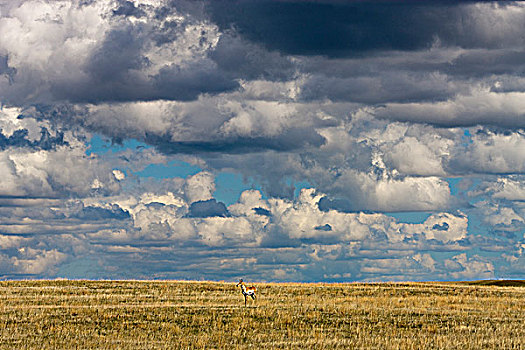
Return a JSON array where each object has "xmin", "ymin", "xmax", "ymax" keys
[
  {"xmin": 0, "ymin": 2, "xmax": 252, "ymax": 106},
  {"xmin": 112, "ymin": 0, "xmax": 147, "ymax": 18},
  {"xmin": 372, "ymin": 92, "xmax": 525, "ymax": 129},
  {"xmin": 21, "ymin": 102, "xmax": 328, "ymax": 158},
  {"xmin": 314, "ymin": 223, "xmax": 332, "ymax": 232},
  {"xmin": 432, "ymin": 222, "xmax": 450, "ymax": 231},
  {"xmin": 209, "ymin": 34, "xmax": 295, "ymax": 82},
  {"xmin": 443, "ymin": 50, "xmax": 525, "ymax": 78},
  {"xmin": 188, "ymin": 199, "xmax": 229, "ymax": 218},
  {"xmin": 207, "ymin": 1, "xmax": 523, "ymax": 57},
  {"xmin": 145, "ymin": 127, "xmax": 326, "ymax": 154},
  {"xmin": 86, "ymin": 25, "xmax": 149, "ymax": 85},
  {"xmin": 42, "ymin": 21, "xmax": 293, "ymax": 105},
  {"xmin": 50, "ymin": 26, "xmax": 238, "ymax": 104},
  {"xmin": 299, "ymin": 72, "xmax": 456, "ymax": 104},
  {"xmin": 318, "ymin": 196, "xmax": 353, "ymax": 213},
  {"xmin": 294, "ymin": 48, "xmax": 525, "ymax": 104},
  {"xmin": 253, "ymin": 207, "xmax": 271, "ymax": 216},
  {"xmin": 151, "ymin": 61, "xmax": 240, "ymax": 101},
  {"xmin": 0, "ymin": 55, "xmax": 16, "ymax": 84},
  {"xmin": 259, "ymin": 229, "xmax": 301, "ymax": 248},
  {"xmin": 0, "ymin": 128, "xmax": 67, "ymax": 150},
  {"xmin": 0, "ymin": 0, "xmax": 524, "ymax": 282},
  {"xmin": 301, "ymin": 48, "xmax": 525, "ymax": 79},
  {"xmin": 71, "ymin": 204, "xmax": 131, "ymax": 221}
]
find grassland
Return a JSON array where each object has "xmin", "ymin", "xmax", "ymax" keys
[{"xmin": 0, "ymin": 280, "xmax": 524, "ymax": 349}]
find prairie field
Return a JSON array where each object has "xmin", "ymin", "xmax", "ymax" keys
[{"xmin": 0, "ymin": 280, "xmax": 524, "ymax": 349}]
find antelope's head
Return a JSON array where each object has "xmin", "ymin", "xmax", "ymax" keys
[{"xmin": 236, "ymin": 279, "xmax": 244, "ymax": 287}]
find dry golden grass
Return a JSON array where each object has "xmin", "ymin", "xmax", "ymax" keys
[{"xmin": 0, "ymin": 280, "xmax": 524, "ymax": 349}]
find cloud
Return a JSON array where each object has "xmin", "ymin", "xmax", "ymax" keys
[
  {"xmin": 405, "ymin": 212, "xmax": 468, "ymax": 243},
  {"xmin": 485, "ymin": 177, "xmax": 525, "ymax": 201},
  {"xmin": 443, "ymin": 49, "xmax": 525, "ymax": 78},
  {"xmin": 382, "ymin": 136, "xmax": 449, "ymax": 177},
  {"xmin": 0, "ymin": 127, "xmax": 67, "ymax": 150},
  {"xmin": 413, "ymin": 253, "xmax": 436, "ymax": 272},
  {"xmin": 0, "ymin": 244, "xmax": 70, "ymax": 278},
  {"xmin": 208, "ymin": 1, "xmax": 525, "ymax": 57},
  {"xmin": 371, "ymin": 89, "xmax": 525, "ymax": 128},
  {"xmin": 0, "ymin": 0, "xmax": 524, "ymax": 282},
  {"xmin": 12, "ymin": 248, "xmax": 68, "ymax": 275},
  {"xmin": 471, "ymin": 200, "xmax": 525, "ymax": 236},
  {"xmin": 449, "ymin": 129, "xmax": 525, "ymax": 174},
  {"xmin": 0, "ymin": 176, "xmax": 518, "ymax": 281},
  {"xmin": 312, "ymin": 169, "xmax": 452, "ymax": 212},
  {"xmin": 0, "ymin": 146, "xmax": 121, "ymax": 198},
  {"xmin": 0, "ymin": 0, "xmax": 110, "ymax": 105},
  {"xmin": 28, "ymin": 97, "xmax": 327, "ymax": 155},
  {"xmin": 314, "ymin": 224, "xmax": 332, "ymax": 232},
  {"xmin": 112, "ymin": 169, "xmax": 126, "ymax": 181},
  {"xmin": 70, "ymin": 203, "xmax": 131, "ymax": 221},
  {"xmin": 56, "ymin": 17, "xmax": 238, "ymax": 103},
  {"xmin": 187, "ymin": 199, "xmax": 229, "ymax": 218},
  {"xmin": 112, "ymin": 0, "xmax": 147, "ymax": 18},
  {"xmin": 446, "ymin": 253, "xmax": 495, "ymax": 280},
  {"xmin": 183, "ymin": 171, "xmax": 215, "ymax": 203},
  {"xmin": 299, "ymin": 71, "xmax": 458, "ymax": 104},
  {"xmin": 253, "ymin": 207, "xmax": 271, "ymax": 217},
  {"xmin": 0, "ymin": 0, "xmax": 239, "ymax": 105},
  {"xmin": 0, "ymin": 0, "xmax": 301, "ymax": 107},
  {"xmin": 0, "ymin": 106, "xmax": 68, "ymax": 149},
  {"xmin": 209, "ymin": 33, "xmax": 295, "ymax": 82}
]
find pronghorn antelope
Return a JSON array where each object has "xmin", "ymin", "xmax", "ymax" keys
[{"xmin": 236, "ymin": 279, "xmax": 256, "ymax": 306}]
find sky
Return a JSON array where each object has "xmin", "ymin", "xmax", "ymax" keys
[{"xmin": 0, "ymin": 0, "xmax": 524, "ymax": 282}]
